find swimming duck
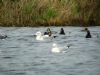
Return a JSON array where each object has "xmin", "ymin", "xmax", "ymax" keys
[
  {"xmin": 85, "ymin": 28, "xmax": 92, "ymax": 38},
  {"xmin": 0, "ymin": 34, "xmax": 7, "ymax": 39},
  {"xmin": 59, "ymin": 28, "xmax": 65, "ymax": 35}
]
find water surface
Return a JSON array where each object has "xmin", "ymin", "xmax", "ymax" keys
[{"xmin": 0, "ymin": 27, "xmax": 100, "ymax": 75}]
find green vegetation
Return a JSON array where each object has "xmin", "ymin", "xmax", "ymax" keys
[
  {"xmin": 42, "ymin": 8, "xmax": 57, "ymax": 20},
  {"xmin": 0, "ymin": 0, "xmax": 100, "ymax": 27}
]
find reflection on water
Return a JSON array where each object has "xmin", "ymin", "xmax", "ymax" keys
[{"xmin": 0, "ymin": 27, "xmax": 100, "ymax": 75}]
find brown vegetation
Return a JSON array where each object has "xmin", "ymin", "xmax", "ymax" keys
[{"xmin": 0, "ymin": 0, "xmax": 100, "ymax": 26}]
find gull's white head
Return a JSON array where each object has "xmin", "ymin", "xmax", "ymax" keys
[
  {"xmin": 53, "ymin": 43, "xmax": 57, "ymax": 47},
  {"xmin": 35, "ymin": 31, "xmax": 44, "ymax": 41},
  {"xmin": 36, "ymin": 31, "xmax": 42, "ymax": 36}
]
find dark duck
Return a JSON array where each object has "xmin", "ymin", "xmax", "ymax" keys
[
  {"xmin": 0, "ymin": 34, "xmax": 7, "ymax": 39},
  {"xmin": 85, "ymin": 28, "xmax": 92, "ymax": 38},
  {"xmin": 59, "ymin": 28, "xmax": 65, "ymax": 35}
]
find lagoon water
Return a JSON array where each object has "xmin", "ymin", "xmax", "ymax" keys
[{"xmin": 0, "ymin": 27, "xmax": 100, "ymax": 75}]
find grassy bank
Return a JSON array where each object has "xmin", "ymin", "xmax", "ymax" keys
[{"xmin": 0, "ymin": 0, "xmax": 100, "ymax": 27}]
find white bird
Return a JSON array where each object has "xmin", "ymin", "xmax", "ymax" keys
[
  {"xmin": 35, "ymin": 31, "xmax": 49, "ymax": 41},
  {"xmin": 51, "ymin": 43, "xmax": 60, "ymax": 53},
  {"xmin": 51, "ymin": 43, "xmax": 70, "ymax": 53},
  {"xmin": 43, "ymin": 34, "xmax": 49, "ymax": 38}
]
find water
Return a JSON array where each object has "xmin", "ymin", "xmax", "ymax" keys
[{"xmin": 0, "ymin": 26, "xmax": 100, "ymax": 75}]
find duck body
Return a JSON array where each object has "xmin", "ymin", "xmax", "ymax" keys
[
  {"xmin": 86, "ymin": 30, "xmax": 92, "ymax": 38},
  {"xmin": 0, "ymin": 35, "xmax": 7, "ymax": 39},
  {"xmin": 59, "ymin": 28, "xmax": 65, "ymax": 35}
]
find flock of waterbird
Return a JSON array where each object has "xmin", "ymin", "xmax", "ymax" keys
[
  {"xmin": 0, "ymin": 27, "xmax": 98, "ymax": 53},
  {"xmin": 34, "ymin": 27, "xmax": 93, "ymax": 53}
]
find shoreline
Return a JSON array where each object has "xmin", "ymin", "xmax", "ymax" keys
[{"xmin": 0, "ymin": 23, "xmax": 99, "ymax": 27}]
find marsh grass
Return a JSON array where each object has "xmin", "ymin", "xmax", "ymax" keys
[{"xmin": 0, "ymin": 0, "xmax": 99, "ymax": 26}]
